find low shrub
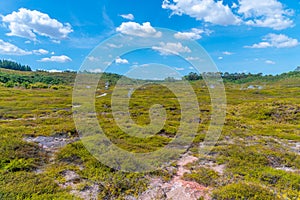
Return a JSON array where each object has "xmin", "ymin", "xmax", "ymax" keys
[
  {"xmin": 212, "ymin": 182, "xmax": 278, "ymax": 200},
  {"xmin": 183, "ymin": 167, "xmax": 219, "ymax": 187}
]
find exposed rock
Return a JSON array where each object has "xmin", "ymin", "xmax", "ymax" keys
[
  {"xmin": 125, "ymin": 196, "xmax": 137, "ymax": 200},
  {"xmin": 164, "ymin": 180, "xmax": 209, "ymax": 200},
  {"xmin": 289, "ymin": 141, "xmax": 300, "ymax": 155},
  {"xmin": 24, "ymin": 135, "xmax": 81, "ymax": 173},
  {"xmin": 198, "ymin": 160, "xmax": 226, "ymax": 175},
  {"xmin": 269, "ymin": 137, "xmax": 300, "ymax": 155},
  {"xmin": 275, "ymin": 167, "xmax": 299, "ymax": 173},
  {"xmin": 139, "ymin": 153, "xmax": 211, "ymax": 200},
  {"xmin": 61, "ymin": 170, "xmax": 81, "ymax": 182},
  {"xmin": 240, "ymin": 85, "xmax": 264, "ymax": 90},
  {"xmin": 24, "ymin": 135, "xmax": 78, "ymax": 154},
  {"xmin": 138, "ymin": 178, "xmax": 166, "ymax": 200},
  {"xmin": 24, "ymin": 135, "xmax": 92, "ymax": 199},
  {"xmin": 58, "ymin": 170, "xmax": 100, "ymax": 200}
]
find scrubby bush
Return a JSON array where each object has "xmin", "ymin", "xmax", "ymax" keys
[
  {"xmin": 30, "ymin": 82, "xmax": 49, "ymax": 89},
  {"xmin": 183, "ymin": 167, "xmax": 219, "ymax": 187},
  {"xmin": 212, "ymin": 182, "xmax": 278, "ymax": 200},
  {"xmin": 2, "ymin": 158, "xmax": 35, "ymax": 172}
]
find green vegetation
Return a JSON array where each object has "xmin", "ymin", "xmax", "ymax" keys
[
  {"xmin": 0, "ymin": 68, "xmax": 75, "ymax": 88},
  {"xmin": 212, "ymin": 182, "xmax": 278, "ymax": 200},
  {"xmin": 0, "ymin": 59, "xmax": 31, "ymax": 71},
  {"xmin": 0, "ymin": 68, "xmax": 299, "ymax": 199},
  {"xmin": 183, "ymin": 70, "xmax": 300, "ymax": 84},
  {"xmin": 183, "ymin": 167, "xmax": 219, "ymax": 187}
]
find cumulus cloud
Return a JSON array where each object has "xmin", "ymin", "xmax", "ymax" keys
[
  {"xmin": 238, "ymin": 0, "xmax": 294, "ymax": 30},
  {"xmin": 162, "ymin": 0, "xmax": 241, "ymax": 25},
  {"xmin": 39, "ymin": 55, "xmax": 72, "ymax": 63},
  {"xmin": 2, "ymin": 8, "xmax": 73, "ymax": 41},
  {"xmin": 174, "ymin": 28, "xmax": 206, "ymax": 40},
  {"xmin": 120, "ymin": 14, "xmax": 135, "ymax": 20},
  {"xmin": 116, "ymin": 22, "xmax": 162, "ymax": 38},
  {"xmin": 0, "ymin": 39, "xmax": 52, "ymax": 56},
  {"xmin": 218, "ymin": 56, "xmax": 224, "ymax": 60},
  {"xmin": 245, "ymin": 33, "xmax": 299, "ymax": 48},
  {"xmin": 33, "ymin": 49, "xmax": 49, "ymax": 55},
  {"xmin": 115, "ymin": 57, "xmax": 129, "ymax": 64},
  {"xmin": 162, "ymin": 0, "xmax": 294, "ymax": 30},
  {"xmin": 0, "ymin": 39, "xmax": 32, "ymax": 55},
  {"xmin": 265, "ymin": 60, "xmax": 275, "ymax": 65},
  {"xmin": 222, "ymin": 51, "xmax": 234, "ymax": 55},
  {"xmin": 152, "ymin": 42, "xmax": 191, "ymax": 55}
]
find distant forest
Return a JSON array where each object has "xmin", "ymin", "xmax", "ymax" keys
[
  {"xmin": 183, "ymin": 70, "xmax": 300, "ymax": 83},
  {"xmin": 0, "ymin": 60, "xmax": 32, "ymax": 71},
  {"xmin": 0, "ymin": 59, "xmax": 299, "ymax": 88}
]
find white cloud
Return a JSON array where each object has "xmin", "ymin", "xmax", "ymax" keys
[
  {"xmin": 265, "ymin": 60, "xmax": 275, "ymax": 64},
  {"xmin": 51, "ymin": 40, "xmax": 61, "ymax": 44},
  {"xmin": 223, "ymin": 51, "xmax": 234, "ymax": 55},
  {"xmin": 246, "ymin": 42, "xmax": 271, "ymax": 48},
  {"xmin": 33, "ymin": 49, "xmax": 49, "ymax": 55},
  {"xmin": 162, "ymin": 0, "xmax": 241, "ymax": 25},
  {"xmin": 107, "ymin": 43, "xmax": 123, "ymax": 48},
  {"xmin": 162, "ymin": 0, "xmax": 294, "ymax": 30},
  {"xmin": 0, "ymin": 41, "xmax": 51, "ymax": 56},
  {"xmin": 2, "ymin": 8, "xmax": 73, "ymax": 41},
  {"xmin": 116, "ymin": 22, "xmax": 162, "ymax": 38},
  {"xmin": 87, "ymin": 56, "xmax": 100, "ymax": 62},
  {"xmin": 174, "ymin": 28, "xmax": 205, "ymax": 40},
  {"xmin": 88, "ymin": 68, "xmax": 102, "ymax": 73},
  {"xmin": 231, "ymin": 3, "xmax": 238, "ymax": 9},
  {"xmin": 48, "ymin": 69, "xmax": 63, "ymax": 73},
  {"xmin": 186, "ymin": 56, "xmax": 200, "ymax": 61},
  {"xmin": 175, "ymin": 67, "xmax": 185, "ymax": 71},
  {"xmin": 120, "ymin": 14, "xmax": 135, "ymax": 20},
  {"xmin": 152, "ymin": 42, "xmax": 191, "ymax": 55},
  {"xmin": 115, "ymin": 57, "xmax": 129, "ymax": 64},
  {"xmin": 0, "ymin": 39, "xmax": 32, "ymax": 55},
  {"xmin": 39, "ymin": 55, "xmax": 72, "ymax": 63},
  {"xmin": 245, "ymin": 33, "xmax": 299, "ymax": 48},
  {"xmin": 218, "ymin": 56, "xmax": 223, "ymax": 60},
  {"xmin": 238, "ymin": 0, "xmax": 294, "ymax": 30}
]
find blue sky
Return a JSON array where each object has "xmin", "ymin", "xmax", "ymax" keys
[{"xmin": 0, "ymin": 0, "xmax": 299, "ymax": 75}]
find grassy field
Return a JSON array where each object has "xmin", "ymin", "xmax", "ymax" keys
[{"xmin": 0, "ymin": 69, "xmax": 299, "ymax": 199}]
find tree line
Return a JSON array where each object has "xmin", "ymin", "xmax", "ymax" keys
[
  {"xmin": 0, "ymin": 60, "xmax": 32, "ymax": 71},
  {"xmin": 183, "ymin": 71, "xmax": 300, "ymax": 83}
]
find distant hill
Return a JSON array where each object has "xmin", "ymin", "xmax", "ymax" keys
[
  {"xmin": 0, "ymin": 68, "xmax": 124, "ymax": 89},
  {"xmin": 0, "ymin": 59, "xmax": 31, "ymax": 71},
  {"xmin": 184, "ymin": 71, "xmax": 300, "ymax": 83},
  {"xmin": 1, "ymin": 58, "xmax": 299, "ymax": 89}
]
